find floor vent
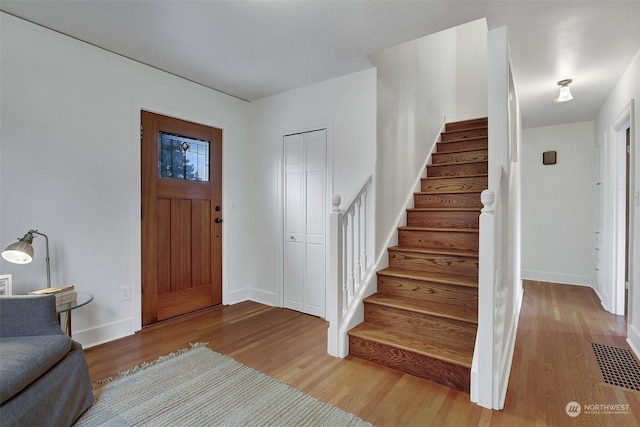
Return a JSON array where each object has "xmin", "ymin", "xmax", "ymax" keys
[{"xmin": 591, "ymin": 342, "xmax": 640, "ymax": 392}]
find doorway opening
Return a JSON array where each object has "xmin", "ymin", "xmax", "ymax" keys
[
  {"xmin": 626, "ymin": 126, "xmax": 631, "ymax": 315},
  {"xmin": 606, "ymin": 100, "xmax": 635, "ymax": 317}
]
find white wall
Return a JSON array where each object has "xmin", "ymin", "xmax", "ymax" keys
[
  {"xmin": 369, "ymin": 19, "xmax": 488, "ymax": 257},
  {"xmin": 0, "ymin": 13, "xmax": 250, "ymax": 347},
  {"xmin": 521, "ymin": 121, "xmax": 596, "ymax": 285},
  {"xmin": 457, "ymin": 19, "xmax": 489, "ymax": 121},
  {"xmin": 594, "ymin": 50, "xmax": 640, "ymax": 354},
  {"xmin": 244, "ymin": 69, "xmax": 377, "ymax": 307}
]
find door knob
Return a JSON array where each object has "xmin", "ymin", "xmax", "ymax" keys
[{"xmin": 215, "ymin": 218, "xmax": 223, "ymax": 223}]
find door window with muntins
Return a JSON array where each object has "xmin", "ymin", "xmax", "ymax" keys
[{"xmin": 158, "ymin": 132, "xmax": 210, "ymax": 181}]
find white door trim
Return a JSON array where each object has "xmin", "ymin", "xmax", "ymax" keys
[
  {"xmin": 604, "ymin": 100, "xmax": 635, "ymax": 315},
  {"xmin": 132, "ymin": 101, "xmax": 230, "ymax": 332}
]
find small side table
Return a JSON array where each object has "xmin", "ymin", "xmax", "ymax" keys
[{"xmin": 57, "ymin": 292, "xmax": 93, "ymax": 337}]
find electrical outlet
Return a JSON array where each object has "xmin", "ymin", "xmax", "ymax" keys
[{"xmin": 120, "ymin": 286, "xmax": 131, "ymax": 301}]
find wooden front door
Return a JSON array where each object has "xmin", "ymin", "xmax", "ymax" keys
[{"xmin": 141, "ymin": 111, "xmax": 222, "ymax": 326}]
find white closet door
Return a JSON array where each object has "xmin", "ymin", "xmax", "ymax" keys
[
  {"xmin": 283, "ymin": 130, "xmax": 326, "ymax": 317},
  {"xmin": 284, "ymin": 134, "xmax": 304, "ymax": 313}
]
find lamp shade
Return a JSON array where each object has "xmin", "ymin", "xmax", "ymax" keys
[
  {"xmin": 2, "ymin": 240, "xmax": 34, "ymax": 264},
  {"xmin": 2, "ymin": 229, "xmax": 50, "ymax": 287}
]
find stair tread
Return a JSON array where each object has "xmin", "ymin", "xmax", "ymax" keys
[
  {"xmin": 407, "ymin": 207, "xmax": 480, "ymax": 212},
  {"xmin": 446, "ymin": 117, "xmax": 487, "ymax": 126},
  {"xmin": 438, "ymin": 136, "xmax": 488, "ymax": 145},
  {"xmin": 433, "ymin": 148, "xmax": 487, "ymax": 154},
  {"xmin": 399, "ymin": 225, "xmax": 479, "ymax": 233},
  {"xmin": 365, "ymin": 293, "xmax": 478, "ymax": 324},
  {"xmin": 435, "ymin": 146, "xmax": 488, "ymax": 155},
  {"xmin": 348, "ymin": 323, "xmax": 474, "ymax": 368},
  {"xmin": 428, "ymin": 159, "xmax": 488, "ymax": 167},
  {"xmin": 441, "ymin": 125, "xmax": 487, "ymax": 135},
  {"xmin": 422, "ymin": 173, "xmax": 487, "ymax": 181},
  {"xmin": 416, "ymin": 190, "xmax": 484, "ymax": 197},
  {"xmin": 378, "ymin": 268, "xmax": 478, "ymax": 288},
  {"xmin": 389, "ymin": 245, "xmax": 478, "ymax": 257},
  {"xmin": 416, "ymin": 190, "xmax": 484, "ymax": 198}
]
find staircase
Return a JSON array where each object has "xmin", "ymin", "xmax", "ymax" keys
[{"xmin": 347, "ymin": 117, "xmax": 488, "ymax": 393}]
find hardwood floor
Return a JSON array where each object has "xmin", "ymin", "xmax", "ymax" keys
[{"xmin": 84, "ymin": 281, "xmax": 640, "ymax": 426}]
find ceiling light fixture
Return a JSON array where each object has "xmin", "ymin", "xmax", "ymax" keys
[{"xmin": 554, "ymin": 79, "xmax": 573, "ymax": 103}]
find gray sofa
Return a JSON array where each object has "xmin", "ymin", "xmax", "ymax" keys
[{"xmin": 0, "ymin": 295, "xmax": 93, "ymax": 426}]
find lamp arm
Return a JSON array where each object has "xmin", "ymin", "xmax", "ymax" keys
[{"xmin": 29, "ymin": 230, "xmax": 51, "ymax": 288}]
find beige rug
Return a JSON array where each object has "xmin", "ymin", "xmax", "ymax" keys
[{"xmin": 75, "ymin": 343, "xmax": 372, "ymax": 426}]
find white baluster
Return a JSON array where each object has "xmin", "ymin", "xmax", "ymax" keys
[
  {"xmin": 361, "ymin": 189, "xmax": 368, "ymax": 273},
  {"xmin": 342, "ymin": 216, "xmax": 349, "ymax": 303},
  {"xmin": 354, "ymin": 199, "xmax": 362, "ymax": 289},
  {"xmin": 349, "ymin": 209, "xmax": 355, "ymax": 300}
]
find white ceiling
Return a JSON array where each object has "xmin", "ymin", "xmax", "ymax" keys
[{"xmin": 1, "ymin": 1, "xmax": 639, "ymax": 129}]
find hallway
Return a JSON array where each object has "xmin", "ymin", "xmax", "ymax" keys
[{"xmin": 499, "ymin": 281, "xmax": 639, "ymax": 425}]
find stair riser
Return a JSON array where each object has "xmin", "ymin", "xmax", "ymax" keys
[
  {"xmin": 377, "ymin": 275, "xmax": 477, "ymax": 308},
  {"xmin": 388, "ymin": 250, "xmax": 478, "ymax": 277},
  {"xmin": 441, "ymin": 128, "xmax": 488, "ymax": 142},
  {"xmin": 437, "ymin": 139, "xmax": 487, "ymax": 153},
  {"xmin": 414, "ymin": 193, "xmax": 482, "ymax": 209},
  {"xmin": 420, "ymin": 176, "xmax": 487, "ymax": 193},
  {"xmin": 348, "ymin": 336, "xmax": 471, "ymax": 393},
  {"xmin": 364, "ymin": 303, "xmax": 477, "ymax": 341},
  {"xmin": 432, "ymin": 149, "xmax": 488, "ymax": 164},
  {"xmin": 407, "ymin": 210, "xmax": 479, "ymax": 228},
  {"xmin": 427, "ymin": 162, "xmax": 488, "ymax": 177},
  {"xmin": 399, "ymin": 229, "xmax": 479, "ymax": 252},
  {"xmin": 445, "ymin": 118, "xmax": 488, "ymax": 132}
]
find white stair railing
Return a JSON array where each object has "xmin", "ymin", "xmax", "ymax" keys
[{"xmin": 327, "ymin": 176, "xmax": 374, "ymax": 357}]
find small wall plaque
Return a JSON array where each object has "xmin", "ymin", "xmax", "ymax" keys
[{"xmin": 543, "ymin": 151, "xmax": 557, "ymax": 165}]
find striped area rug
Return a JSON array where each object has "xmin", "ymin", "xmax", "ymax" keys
[{"xmin": 75, "ymin": 343, "xmax": 372, "ymax": 426}]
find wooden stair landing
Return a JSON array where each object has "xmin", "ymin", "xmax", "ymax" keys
[{"xmin": 348, "ymin": 117, "xmax": 486, "ymax": 393}]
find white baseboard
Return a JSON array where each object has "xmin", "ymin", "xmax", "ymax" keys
[
  {"xmin": 628, "ymin": 324, "xmax": 640, "ymax": 359},
  {"xmin": 75, "ymin": 317, "xmax": 135, "ymax": 349},
  {"xmin": 521, "ymin": 270, "xmax": 592, "ymax": 287},
  {"xmin": 248, "ymin": 288, "xmax": 277, "ymax": 306},
  {"xmin": 225, "ymin": 288, "xmax": 249, "ymax": 305}
]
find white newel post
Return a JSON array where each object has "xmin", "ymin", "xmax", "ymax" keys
[
  {"xmin": 476, "ymin": 189, "xmax": 496, "ymax": 408},
  {"xmin": 327, "ymin": 194, "xmax": 342, "ymax": 357}
]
